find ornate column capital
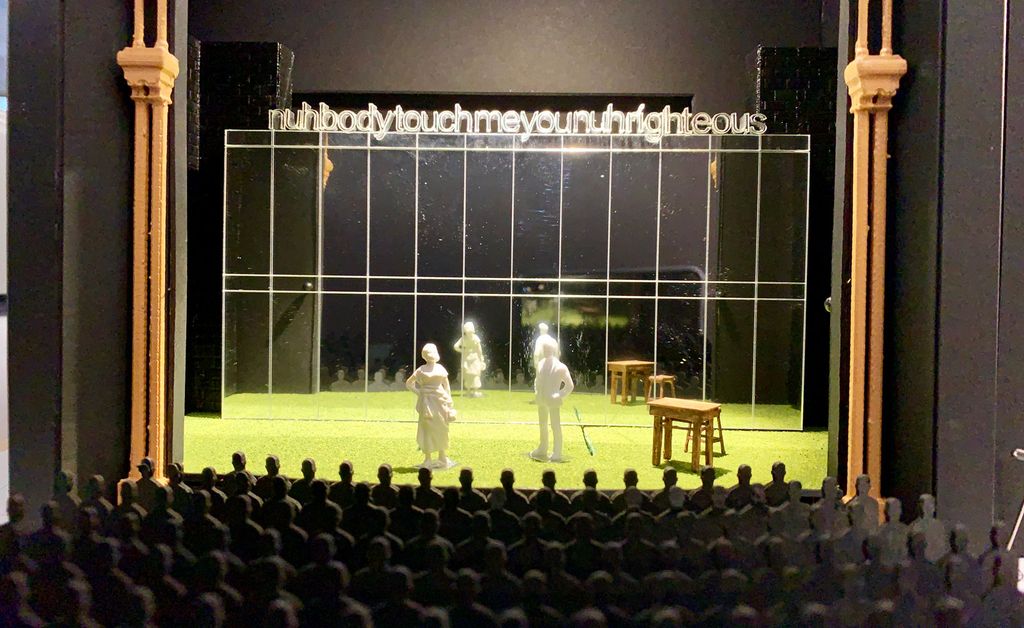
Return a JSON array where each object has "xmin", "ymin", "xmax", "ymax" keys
[
  {"xmin": 845, "ymin": 54, "xmax": 907, "ymax": 113},
  {"xmin": 117, "ymin": 46, "xmax": 180, "ymax": 105}
]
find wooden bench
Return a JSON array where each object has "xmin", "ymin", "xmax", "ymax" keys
[{"xmin": 648, "ymin": 397, "xmax": 724, "ymax": 471}]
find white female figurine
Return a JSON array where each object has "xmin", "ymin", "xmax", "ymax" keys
[
  {"xmin": 532, "ymin": 322, "xmax": 555, "ymax": 372},
  {"xmin": 406, "ymin": 343, "xmax": 457, "ymax": 469},
  {"xmin": 453, "ymin": 321, "xmax": 486, "ymax": 397},
  {"xmin": 530, "ymin": 336, "xmax": 575, "ymax": 462}
]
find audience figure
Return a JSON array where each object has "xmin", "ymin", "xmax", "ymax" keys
[
  {"xmin": 414, "ymin": 467, "xmax": 444, "ymax": 511},
  {"xmin": 255, "ymin": 455, "xmax": 291, "ymax": 502},
  {"xmin": 136, "ymin": 458, "xmax": 162, "ymax": 513},
  {"xmin": 227, "ymin": 451, "xmax": 258, "ymax": 495},
  {"xmin": 847, "ymin": 474, "xmax": 880, "ymax": 532},
  {"xmin": 764, "ymin": 461, "xmax": 789, "ymax": 507},
  {"xmin": 532, "ymin": 470, "xmax": 572, "ymax": 517},
  {"xmin": 199, "ymin": 467, "xmax": 229, "ymax": 520},
  {"xmin": 288, "ymin": 458, "xmax": 318, "ymax": 506},
  {"xmin": 3, "ymin": 460, "xmax": 1021, "ymax": 626},
  {"xmin": 909, "ymin": 493, "xmax": 948, "ymax": 563},
  {"xmin": 501, "ymin": 469, "xmax": 532, "ymax": 517},
  {"xmin": 328, "ymin": 461, "xmax": 356, "ymax": 510}
]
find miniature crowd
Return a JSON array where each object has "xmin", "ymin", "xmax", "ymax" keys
[{"xmin": 1, "ymin": 453, "xmax": 1021, "ymax": 627}]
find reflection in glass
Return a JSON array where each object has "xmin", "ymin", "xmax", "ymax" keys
[
  {"xmin": 223, "ymin": 292, "xmax": 270, "ymax": 419},
  {"xmin": 513, "ymin": 152, "xmax": 560, "ymax": 278},
  {"xmin": 367, "ymin": 295, "xmax": 415, "ymax": 421},
  {"xmin": 323, "ymin": 149, "xmax": 367, "ymax": 277},
  {"xmin": 561, "ymin": 151, "xmax": 609, "ymax": 280},
  {"xmin": 754, "ymin": 301, "xmax": 804, "ymax": 430},
  {"xmin": 319, "ymin": 294, "xmax": 366, "ymax": 420},
  {"xmin": 273, "ymin": 148, "xmax": 319, "ymax": 276},
  {"xmin": 609, "ymin": 152, "xmax": 658, "ymax": 281},
  {"xmin": 758, "ymin": 153, "xmax": 808, "ymax": 283},
  {"xmin": 465, "ymin": 149, "xmax": 512, "ymax": 277},
  {"xmin": 271, "ymin": 291, "xmax": 318, "ymax": 419},
  {"xmin": 706, "ymin": 300, "xmax": 754, "ymax": 426},
  {"xmin": 225, "ymin": 147, "xmax": 271, "ymax": 275},
  {"xmin": 370, "ymin": 150, "xmax": 416, "ymax": 277},
  {"xmin": 418, "ymin": 149, "xmax": 464, "ymax": 277}
]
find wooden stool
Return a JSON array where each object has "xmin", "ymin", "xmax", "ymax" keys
[
  {"xmin": 610, "ymin": 371, "xmax": 626, "ymax": 404},
  {"xmin": 684, "ymin": 411, "xmax": 726, "ymax": 456},
  {"xmin": 644, "ymin": 374, "xmax": 677, "ymax": 401}
]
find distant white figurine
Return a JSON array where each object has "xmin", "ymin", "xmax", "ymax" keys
[
  {"xmin": 530, "ymin": 337, "xmax": 575, "ymax": 463},
  {"xmin": 406, "ymin": 343, "xmax": 457, "ymax": 469},
  {"xmin": 329, "ymin": 368, "xmax": 350, "ymax": 392},
  {"xmin": 368, "ymin": 368, "xmax": 389, "ymax": 392},
  {"xmin": 453, "ymin": 321, "xmax": 486, "ymax": 397},
  {"xmin": 392, "ymin": 368, "xmax": 407, "ymax": 391},
  {"xmin": 532, "ymin": 322, "xmax": 556, "ymax": 372}
]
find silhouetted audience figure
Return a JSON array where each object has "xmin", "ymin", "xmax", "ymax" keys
[
  {"xmin": 769, "ymin": 480, "xmax": 811, "ymax": 541},
  {"xmin": 372, "ymin": 565, "xmax": 425, "ymax": 626},
  {"xmin": 138, "ymin": 543, "xmax": 187, "ymax": 625},
  {"xmin": 509, "ymin": 512, "xmax": 549, "ymax": 576},
  {"xmin": 571, "ymin": 470, "xmax": 612, "ymax": 515},
  {"xmin": 978, "ymin": 521, "xmax": 1011, "ymax": 584},
  {"xmin": 532, "ymin": 470, "xmax": 573, "ymax": 517},
  {"xmin": 725, "ymin": 464, "xmax": 755, "ymax": 510},
  {"xmin": 454, "ymin": 511, "xmax": 493, "ymax": 571},
  {"xmin": 81, "ymin": 475, "xmax": 114, "ymax": 532},
  {"xmin": 349, "ymin": 537, "xmax": 396, "ymax": 609},
  {"xmin": 811, "ymin": 475, "xmax": 847, "ymax": 537},
  {"xmin": 389, "ymin": 485, "xmax": 424, "ymax": 543},
  {"xmin": 141, "ymin": 484, "xmax": 184, "ymax": 547},
  {"xmin": 686, "ymin": 466, "xmax": 717, "ymax": 513},
  {"xmin": 651, "ymin": 468, "xmax": 680, "ymax": 514},
  {"xmin": 371, "ymin": 464, "xmax": 399, "ymax": 510},
  {"xmin": 565, "ymin": 513, "xmax": 604, "ymax": 579},
  {"xmin": 847, "ymin": 474, "xmax": 880, "ymax": 533},
  {"xmin": 225, "ymin": 493, "xmax": 264, "ymax": 563},
  {"xmin": 533, "ymin": 489, "xmax": 569, "ymax": 543},
  {"xmin": 340, "ymin": 482, "xmax": 382, "ymax": 541},
  {"xmin": 26, "ymin": 503, "xmax": 81, "ymax": 623},
  {"xmin": 620, "ymin": 512, "xmax": 657, "ymax": 578},
  {"xmin": 264, "ymin": 475, "xmax": 303, "ymax": 527},
  {"xmin": 500, "ymin": 469, "xmax": 531, "ymax": 517},
  {"xmin": 352, "ymin": 507, "xmax": 403, "ymax": 572},
  {"xmin": 412, "ymin": 540, "xmax": 457, "ymax": 608},
  {"xmin": 226, "ymin": 451, "xmax": 258, "ymax": 496},
  {"xmin": 599, "ymin": 543, "xmax": 641, "ymax": 613},
  {"xmin": 403, "ymin": 510, "xmax": 455, "ymax": 573},
  {"xmin": 255, "ymin": 455, "xmax": 291, "ymax": 502},
  {"xmin": 232, "ymin": 471, "xmax": 265, "ymax": 525},
  {"xmin": 764, "ymin": 461, "xmax": 789, "ymax": 508},
  {"xmin": 449, "ymin": 568, "xmax": 499, "ymax": 628},
  {"xmin": 288, "ymin": 458, "xmax": 318, "ymax": 506},
  {"xmin": 165, "ymin": 462, "xmax": 194, "ymax": 519},
  {"xmin": 543, "ymin": 542, "xmax": 585, "ymax": 613},
  {"xmin": 909, "ymin": 493, "xmax": 948, "ymax": 563},
  {"xmin": 192, "ymin": 551, "xmax": 244, "ymax": 624},
  {"xmin": 440, "ymin": 487, "xmax": 474, "ymax": 545},
  {"xmin": 327, "ymin": 461, "xmax": 356, "ymax": 510},
  {"xmin": 414, "ymin": 467, "xmax": 445, "ymax": 511},
  {"xmin": 112, "ymin": 512, "xmax": 150, "ymax": 581},
  {"xmin": 479, "ymin": 540, "xmax": 523, "ymax": 613},
  {"xmin": 610, "ymin": 469, "xmax": 650, "ymax": 514},
  {"xmin": 455, "ymin": 467, "xmax": 488, "ymax": 513},
  {"xmin": 487, "ymin": 487, "xmax": 523, "ymax": 547},
  {"xmin": 70, "ymin": 507, "xmax": 104, "ymax": 577},
  {"xmin": 0, "ymin": 572, "xmax": 44, "ymax": 627},
  {"xmin": 584, "ymin": 571, "xmax": 630, "ymax": 628},
  {"xmin": 200, "ymin": 467, "xmax": 229, "ymax": 520},
  {"xmin": 0, "ymin": 495, "xmax": 28, "ymax": 577},
  {"xmin": 298, "ymin": 480, "xmax": 344, "ymax": 539},
  {"xmin": 877, "ymin": 497, "xmax": 909, "ymax": 567},
  {"xmin": 520, "ymin": 570, "xmax": 566, "ymax": 628}
]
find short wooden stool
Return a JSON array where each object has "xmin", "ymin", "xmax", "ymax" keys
[
  {"xmin": 644, "ymin": 374, "xmax": 677, "ymax": 401},
  {"xmin": 684, "ymin": 411, "xmax": 726, "ymax": 456}
]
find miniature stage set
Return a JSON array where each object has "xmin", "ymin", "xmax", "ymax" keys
[{"xmin": 199, "ymin": 126, "xmax": 823, "ymax": 489}]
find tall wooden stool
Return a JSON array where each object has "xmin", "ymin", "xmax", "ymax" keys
[
  {"xmin": 644, "ymin": 374, "xmax": 677, "ymax": 401},
  {"xmin": 684, "ymin": 410, "xmax": 726, "ymax": 456}
]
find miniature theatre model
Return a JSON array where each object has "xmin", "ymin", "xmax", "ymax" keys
[{"xmin": 211, "ymin": 115, "xmax": 813, "ymax": 476}]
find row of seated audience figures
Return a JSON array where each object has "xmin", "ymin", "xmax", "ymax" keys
[
  {"xmin": 327, "ymin": 367, "xmax": 610, "ymax": 393},
  {"xmin": 1, "ymin": 452, "xmax": 1021, "ymax": 627}
]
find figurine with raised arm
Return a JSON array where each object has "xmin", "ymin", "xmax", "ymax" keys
[
  {"xmin": 530, "ymin": 336, "xmax": 574, "ymax": 463},
  {"xmin": 453, "ymin": 321, "xmax": 486, "ymax": 398},
  {"xmin": 407, "ymin": 343, "xmax": 457, "ymax": 469},
  {"xmin": 532, "ymin": 322, "xmax": 555, "ymax": 372}
]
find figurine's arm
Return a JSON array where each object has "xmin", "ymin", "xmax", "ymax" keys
[
  {"xmin": 555, "ymin": 366, "xmax": 575, "ymax": 400},
  {"xmin": 442, "ymin": 376, "xmax": 452, "ymax": 397},
  {"xmin": 453, "ymin": 338, "xmax": 464, "ymax": 353},
  {"xmin": 405, "ymin": 371, "xmax": 419, "ymax": 393}
]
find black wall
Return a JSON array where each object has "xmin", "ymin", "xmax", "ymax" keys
[{"xmin": 190, "ymin": 0, "xmax": 836, "ymax": 113}]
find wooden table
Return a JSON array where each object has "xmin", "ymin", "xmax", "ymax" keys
[
  {"xmin": 647, "ymin": 397, "xmax": 723, "ymax": 471},
  {"xmin": 607, "ymin": 360, "xmax": 655, "ymax": 405}
]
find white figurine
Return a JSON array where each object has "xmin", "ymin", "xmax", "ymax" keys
[
  {"xmin": 532, "ymin": 322, "xmax": 556, "ymax": 372},
  {"xmin": 530, "ymin": 337, "xmax": 575, "ymax": 463},
  {"xmin": 329, "ymin": 368, "xmax": 349, "ymax": 392},
  {"xmin": 406, "ymin": 343, "xmax": 457, "ymax": 469},
  {"xmin": 453, "ymin": 321, "xmax": 487, "ymax": 398}
]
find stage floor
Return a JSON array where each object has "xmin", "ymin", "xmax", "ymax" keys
[
  {"xmin": 182, "ymin": 416, "xmax": 827, "ymax": 491},
  {"xmin": 219, "ymin": 390, "xmax": 804, "ymax": 431}
]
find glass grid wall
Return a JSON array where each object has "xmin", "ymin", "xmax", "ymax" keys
[{"xmin": 222, "ymin": 131, "xmax": 810, "ymax": 430}]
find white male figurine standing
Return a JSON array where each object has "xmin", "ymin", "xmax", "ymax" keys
[
  {"xmin": 532, "ymin": 323, "xmax": 555, "ymax": 372},
  {"xmin": 530, "ymin": 337, "xmax": 574, "ymax": 462}
]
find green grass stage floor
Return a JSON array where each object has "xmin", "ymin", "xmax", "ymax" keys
[
  {"xmin": 183, "ymin": 417, "xmax": 827, "ymax": 491},
  {"xmin": 219, "ymin": 390, "xmax": 804, "ymax": 431}
]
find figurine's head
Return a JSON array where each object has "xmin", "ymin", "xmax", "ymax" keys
[
  {"xmin": 265, "ymin": 455, "xmax": 280, "ymax": 475},
  {"xmin": 201, "ymin": 467, "xmax": 218, "ymax": 487},
  {"xmin": 271, "ymin": 475, "xmax": 288, "ymax": 500},
  {"xmin": 855, "ymin": 474, "xmax": 871, "ymax": 495},
  {"xmin": 166, "ymin": 463, "xmax": 183, "ymax": 483},
  {"xmin": 137, "ymin": 458, "xmax": 155, "ymax": 479},
  {"xmin": 583, "ymin": 469, "xmax": 598, "ymax": 488},
  {"xmin": 538, "ymin": 322, "xmax": 549, "ymax": 334},
  {"xmin": 6, "ymin": 494, "xmax": 25, "ymax": 524},
  {"xmin": 377, "ymin": 464, "xmax": 392, "ymax": 485},
  {"xmin": 422, "ymin": 343, "xmax": 440, "ymax": 363},
  {"xmin": 418, "ymin": 467, "xmax": 432, "ymax": 486},
  {"xmin": 311, "ymin": 480, "xmax": 328, "ymax": 502},
  {"xmin": 85, "ymin": 475, "xmax": 105, "ymax": 500},
  {"xmin": 459, "ymin": 468, "xmax": 474, "ymax": 489},
  {"xmin": 500, "ymin": 469, "xmax": 515, "ymax": 488},
  {"xmin": 821, "ymin": 476, "xmax": 839, "ymax": 500},
  {"xmin": 788, "ymin": 480, "xmax": 802, "ymax": 503},
  {"xmin": 700, "ymin": 465, "xmax": 715, "ymax": 488},
  {"xmin": 663, "ymin": 467, "xmax": 678, "ymax": 487},
  {"xmin": 884, "ymin": 497, "xmax": 902, "ymax": 523},
  {"xmin": 301, "ymin": 458, "xmax": 316, "ymax": 480},
  {"xmin": 231, "ymin": 451, "xmax": 247, "ymax": 472},
  {"xmin": 542, "ymin": 469, "xmax": 557, "ymax": 489},
  {"xmin": 339, "ymin": 461, "xmax": 353, "ymax": 481},
  {"xmin": 668, "ymin": 485, "xmax": 687, "ymax": 510},
  {"xmin": 623, "ymin": 469, "xmax": 639, "ymax": 487},
  {"xmin": 488, "ymin": 487, "xmax": 506, "ymax": 510},
  {"xmin": 951, "ymin": 524, "xmax": 970, "ymax": 553},
  {"xmin": 771, "ymin": 461, "xmax": 786, "ymax": 481},
  {"xmin": 463, "ymin": 321, "xmax": 476, "ymax": 335},
  {"xmin": 54, "ymin": 470, "xmax": 75, "ymax": 495},
  {"xmin": 539, "ymin": 337, "xmax": 559, "ymax": 359},
  {"xmin": 918, "ymin": 493, "xmax": 936, "ymax": 518}
]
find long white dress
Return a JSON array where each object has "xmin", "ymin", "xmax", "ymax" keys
[
  {"xmin": 454, "ymin": 333, "xmax": 486, "ymax": 390},
  {"xmin": 411, "ymin": 364, "xmax": 455, "ymax": 453}
]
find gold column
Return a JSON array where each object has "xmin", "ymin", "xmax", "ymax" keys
[
  {"xmin": 844, "ymin": 0, "xmax": 906, "ymax": 498},
  {"xmin": 118, "ymin": 1, "xmax": 179, "ymax": 478}
]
